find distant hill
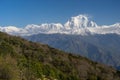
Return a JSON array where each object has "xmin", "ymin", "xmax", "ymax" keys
[
  {"xmin": 0, "ymin": 31, "xmax": 120, "ymax": 80},
  {"xmin": 24, "ymin": 33, "xmax": 120, "ymax": 70}
]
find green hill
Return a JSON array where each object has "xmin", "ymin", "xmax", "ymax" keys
[{"xmin": 0, "ymin": 32, "xmax": 120, "ymax": 80}]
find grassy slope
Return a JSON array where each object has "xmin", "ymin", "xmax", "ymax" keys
[{"xmin": 0, "ymin": 32, "xmax": 120, "ymax": 80}]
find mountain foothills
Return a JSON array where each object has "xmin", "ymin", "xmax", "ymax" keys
[
  {"xmin": 0, "ymin": 32, "xmax": 120, "ymax": 80},
  {"xmin": 25, "ymin": 33, "xmax": 120, "ymax": 70},
  {"xmin": 1, "ymin": 14, "xmax": 120, "ymax": 70},
  {"xmin": 10, "ymin": 14, "xmax": 120, "ymax": 70},
  {"xmin": 0, "ymin": 15, "xmax": 120, "ymax": 36}
]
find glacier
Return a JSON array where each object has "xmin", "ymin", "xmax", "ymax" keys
[{"xmin": 0, "ymin": 14, "xmax": 120, "ymax": 36}]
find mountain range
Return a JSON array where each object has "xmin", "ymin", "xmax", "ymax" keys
[
  {"xmin": 0, "ymin": 15, "xmax": 120, "ymax": 36},
  {"xmin": 1, "ymin": 14, "xmax": 120, "ymax": 70},
  {"xmin": 24, "ymin": 33, "xmax": 120, "ymax": 70}
]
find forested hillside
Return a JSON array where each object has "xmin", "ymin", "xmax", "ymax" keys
[{"xmin": 0, "ymin": 32, "xmax": 120, "ymax": 80}]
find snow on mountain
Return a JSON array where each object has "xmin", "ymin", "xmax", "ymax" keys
[
  {"xmin": 0, "ymin": 14, "xmax": 120, "ymax": 36},
  {"xmin": 88, "ymin": 23, "xmax": 120, "ymax": 35},
  {"xmin": 24, "ymin": 23, "xmax": 64, "ymax": 35},
  {"xmin": 64, "ymin": 15, "xmax": 98, "ymax": 35},
  {"xmin": 64, "ymin": 15, "xmax": 97, "ymax": 29}
]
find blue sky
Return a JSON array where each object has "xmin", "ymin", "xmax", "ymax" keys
[{"xmin": 0, "ymin": 0, "xmax": 120, "ymax": 27}]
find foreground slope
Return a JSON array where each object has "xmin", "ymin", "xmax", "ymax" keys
[{"xmin": 0, "ymin": 32, "xmax": 120, "ymax": 80}]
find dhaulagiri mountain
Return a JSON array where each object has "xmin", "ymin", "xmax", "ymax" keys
[
  {"xmin": 0, "ymin": 14, "xmax": 120, "ymax": 70},
  {"xmin": 0, "ymin": 15, "xmax": 120, "ymax": 36},
  {"xmin": 0, "ymin": 32, "xmax": 120, "ymax": 80}
]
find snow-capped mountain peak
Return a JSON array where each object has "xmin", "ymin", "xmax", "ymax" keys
[
  {"xmin": 0, "ymin": 14, "xmax": 120, "ymax": 36},
  {"xmin": 0, "ymin": 26, "xmax": 20, "ymax": 32},
  {"xmin": 110, "ymin": 23, "xmax": 120, "ymax": 27},
  {"xmin": 64, "ymin": 15, "xmax": 97, "ymax": 29}
]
